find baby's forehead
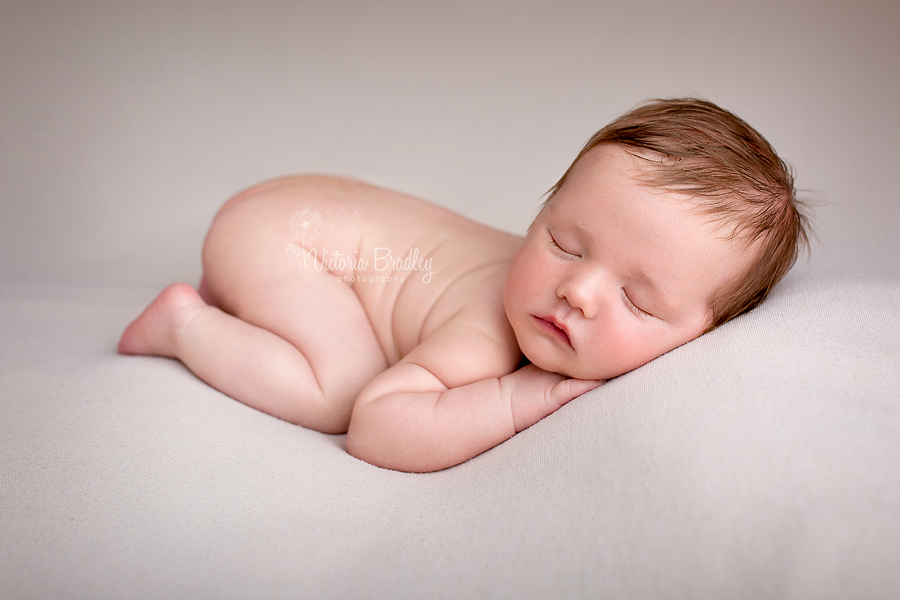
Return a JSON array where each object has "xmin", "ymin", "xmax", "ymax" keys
[{"xmin": 557, "ymin": 155, "xmax": 752, "ymax": 246}]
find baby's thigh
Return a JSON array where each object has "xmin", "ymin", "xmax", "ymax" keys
[{"xmin": 202, "ymin": 194, "xmax": 388, "ymax": 408}]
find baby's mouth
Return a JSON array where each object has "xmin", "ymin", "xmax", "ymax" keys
[{"xmin": 533, "ymin": 315, "xmax": 572, "ymax": 347}]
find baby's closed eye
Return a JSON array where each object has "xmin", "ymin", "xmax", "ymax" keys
[
  {"xmin": 622, "ymin": 289, "xmax": 652, "ymax": 318},
  {"xmin": 548, "ymin": 231, "xmax": 581, "ymax": 258}
]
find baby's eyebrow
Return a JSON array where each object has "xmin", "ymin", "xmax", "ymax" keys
[{"xmin": 546, "ymin": 205, "xmax": 590, "ymax": 236}]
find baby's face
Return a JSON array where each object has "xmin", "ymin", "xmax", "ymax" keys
[{"xmin": 503, "ymin": 144, "xmax": 751, "ymax": 380}]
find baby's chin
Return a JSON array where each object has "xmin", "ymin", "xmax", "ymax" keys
[{"xmin": 523, "ymin": 351, "xmax": 618, "ymax": 381}]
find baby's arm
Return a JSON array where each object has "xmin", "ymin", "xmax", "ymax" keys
[{"xmin": 346, "ymin": 321, "xmax": 602, "ymax": 472}]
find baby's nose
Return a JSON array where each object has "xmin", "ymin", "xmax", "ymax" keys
[{"xmin": 557, "ymin": 272, "xmax": 604, "ymax": 319}]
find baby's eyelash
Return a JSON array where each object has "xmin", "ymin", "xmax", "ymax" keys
[
  {"xmin": 549, "ymin": 232, "xmax": 579, "ymax": 257},
  {"xmin": 622, "ymin": 289, "xmax": 651, "ymax": 317}
]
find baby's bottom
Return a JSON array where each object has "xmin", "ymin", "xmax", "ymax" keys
[{"xmin": 118, "ymin": 190, "xmax": 388, "ymax": 434}]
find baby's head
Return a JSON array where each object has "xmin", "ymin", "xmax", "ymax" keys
[{"xmin": 503, "ymin": 98, "xmax": 811, "ymax": 380}]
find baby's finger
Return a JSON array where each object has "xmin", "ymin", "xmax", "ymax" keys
[{"xmin": 550, "ymin": 378, "xmax": 605, "ymax": 406}]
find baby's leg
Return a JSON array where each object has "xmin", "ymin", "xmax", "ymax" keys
[
  {"xmin": 119, "ymin": 282, "xmax": 371, "ymax": 433},
  {"xmin": 120, "ymin": 181, "xmax": 388, "ymax": 433}
]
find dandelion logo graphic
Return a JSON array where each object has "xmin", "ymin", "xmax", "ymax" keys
[
  {"xmin": 286, "ymin": 207, "xmax": 326, "ymax": 270},
  {"xmin": 290, "ymin": 207, "xmax": 325, "ymax": 244}
]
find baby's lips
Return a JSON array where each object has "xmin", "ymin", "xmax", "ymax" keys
[{"xmin": 534, "ymin": 315, "xmax": 573, "ymax": 347}]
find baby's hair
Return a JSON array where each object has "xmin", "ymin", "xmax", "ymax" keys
[{"xmin": 546, "ymin": 97, "xmax": 812, "ymax": 331}]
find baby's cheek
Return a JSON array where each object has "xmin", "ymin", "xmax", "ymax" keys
[{"xmin": 585, "ymin": 329, "xmax": 648, "ymax": 379}]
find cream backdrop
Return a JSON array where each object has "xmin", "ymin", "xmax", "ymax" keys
[{"xmin": 2, "ymin": 0, "xmax": 898, "ymax": 287}]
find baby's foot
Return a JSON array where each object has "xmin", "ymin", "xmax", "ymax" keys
[{"xmin": 118, "ymin": 283, "xmax": 207, "ymax": 358}]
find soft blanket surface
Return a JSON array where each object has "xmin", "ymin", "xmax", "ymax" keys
[{"xmin": 2, "ymin": 276, "xmax": 898, "ymax": 599}]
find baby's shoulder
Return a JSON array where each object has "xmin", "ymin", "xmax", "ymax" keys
[{"xmin": 409, "ymin": 263, "xmax": 521, "ymax": 387}]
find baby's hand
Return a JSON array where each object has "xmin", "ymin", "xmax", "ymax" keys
[{"xmin": 501, "ymin": 364, "xmax": 604, "ymax": 433}]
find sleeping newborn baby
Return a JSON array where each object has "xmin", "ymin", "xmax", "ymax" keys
[{"xmin": 119, "ymin": 98, "xmax": 810, "ymax": 472}]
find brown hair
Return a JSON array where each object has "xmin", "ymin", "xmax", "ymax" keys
[{"xmin": 547, "ymin": 98, "xmax": 811, "ymax": 331}]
